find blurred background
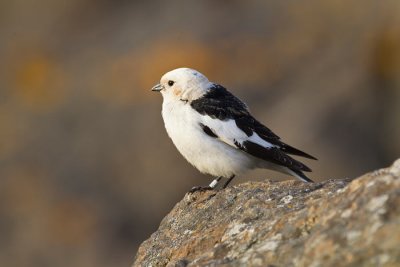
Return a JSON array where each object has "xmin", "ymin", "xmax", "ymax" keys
[{"xmin": 1, "ymin": 0, "xmax": 400, "ymax": 266}]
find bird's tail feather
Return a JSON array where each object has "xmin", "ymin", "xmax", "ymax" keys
[
  {"xmin": 281, "ymin": 144, "xmax": 317, "ymax": 160},
  {"xmin": 286, "ymin": 168, "xmax": 314, "ymax": 183}
]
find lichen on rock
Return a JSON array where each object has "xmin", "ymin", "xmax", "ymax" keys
[{"xmin": 133, "ymin": 159, "xmax": 400, "ymax": 267}]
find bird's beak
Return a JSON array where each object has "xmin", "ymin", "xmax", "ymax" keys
[{"xmin": 151, "ymin": 83, "xmax": 164, "ymax": 92}]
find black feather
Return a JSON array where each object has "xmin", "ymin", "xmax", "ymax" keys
[
  {"xmin": 279, "ymin": 144, "xmax": 317, "ymax": 160},
  {"xmin": 199, "ymin": 123, "xmax": 218, "ymax": 138},
  {"xmin": 191, "ymin": 84, "xmax": 249, "ymax": 121},
  {"xmin": 289, "ymin": 169, "xmax": 314, "ymax": 183},
  {"xmin": 240, "ymin": 141, "xmax": 312, "ymax": 172}
]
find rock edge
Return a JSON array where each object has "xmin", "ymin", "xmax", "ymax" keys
[{"xmin": 134, "ymin": 159, "xmax": 400, "ymax": 267}]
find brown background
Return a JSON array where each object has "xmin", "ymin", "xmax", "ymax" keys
[{"xmin": 1, "ymin": 1, "xmax": 399, "ymax": 266}]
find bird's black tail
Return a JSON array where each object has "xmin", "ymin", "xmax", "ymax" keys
[
  {"xmin": 288, "ymin": 168, "xmax": 314, "ymax": 183},
  {"xmin": 280, "ymin": 143, "xmax": 317, "ymax": 160}
]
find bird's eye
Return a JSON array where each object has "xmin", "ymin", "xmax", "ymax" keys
[{"xmin": 168, "ymin": 80, "xmax": 175, "ymax": 86}]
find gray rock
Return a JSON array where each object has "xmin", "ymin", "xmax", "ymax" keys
[{"xmin": 133, "ymin": 159, "xmax": 400, "ymax": 267}]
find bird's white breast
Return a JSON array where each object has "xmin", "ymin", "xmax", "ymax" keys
[{"xmin": 161, "ymin": 98, "xmax": 255, "ymax": 177}]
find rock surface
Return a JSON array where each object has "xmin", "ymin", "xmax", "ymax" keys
[{"xmin": 133, "ymin": 159, "xmax": 400, "ymax": 267}]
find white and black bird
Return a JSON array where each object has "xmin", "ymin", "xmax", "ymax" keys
[{"xmin": 152, "ymin": 68, "xmax": 317, "ymax": 192}]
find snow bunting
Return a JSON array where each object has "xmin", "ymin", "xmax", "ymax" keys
[{"xmin": 152, "ymin": 68, "xmax": 317, "ymax": 192}]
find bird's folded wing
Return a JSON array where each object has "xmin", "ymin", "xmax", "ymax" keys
[
  {"xmin": 235, "ymin": 116, "xmax": 316, "ymax": 160},
  {"xmin": 235, "ymin": 140, "xmax": 311, "ymax": 172},
  {"xmin": 190, "ymin": 84, "xmax": 316, "ymax": 160},
  {"xmin": 199, "ymin": 117, "xmax": 311, "ymax": 172}
]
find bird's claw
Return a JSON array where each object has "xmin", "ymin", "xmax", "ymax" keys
[{"xmin": 188, "ymin": 186, "xmax": 214, "ymax": 194}]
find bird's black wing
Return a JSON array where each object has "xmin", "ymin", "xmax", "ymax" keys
[
  {"xmin": 191, "ymin": 84, "xmax": 316, "ymax": 160},
  {"xmin": 191, "ymin": 84, "xmax": 280, "ymax": 140},
  {"xmin": 234, "ymin": 110, "xmax": 316, "ymax": 160},
  {"xmin": 191, "ymin": 84, "xmax": 251, "ymax": 119},
  {"xmin": 234, "ymin": 140, "xmax": 312, "ymax": 173}
]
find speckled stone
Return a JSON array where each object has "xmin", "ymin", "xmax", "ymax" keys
[{"xmin": 133, "ymin": 159, "xmax": 400, "ymax": 267}]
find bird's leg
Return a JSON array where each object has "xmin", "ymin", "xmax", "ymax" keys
[
  {"xmin": 209, "ymin": 176, "xmax": 222, "ymax": 189},
  {"xmin": 189, "ymin": 177, "xmax": 222, "ymax": 193},
  {"xmin": 222, "ymin": 175, "xmax": 236, "ymax": 189}
]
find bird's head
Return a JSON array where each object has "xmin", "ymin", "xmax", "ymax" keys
[{"xmin": 151, "ymin": 68, "xmax": 212, "ymax": 102}]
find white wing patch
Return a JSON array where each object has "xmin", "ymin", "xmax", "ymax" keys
[
  {"xmin": 200, "ymin": 116, "xmax": 275, "ymax": 149},
  {"xmin": 248, "ymin": 132, "xmax": 274, "ymax": 148}
]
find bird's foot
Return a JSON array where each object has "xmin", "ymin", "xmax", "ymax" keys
[{"xmin": 188, "ymin": 186, "xmax": 214, "ymax": 194}]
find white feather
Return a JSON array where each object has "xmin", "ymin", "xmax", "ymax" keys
[
  {"xmin": 162, "ymin": 98, "xmax": 257, "ymax": 177},
  {"xmin": 248, "ymin": 132, "xmax": 274, "ymax": 148},
  {"xmin": 200, "ymin": 117, "xmax": 274, "ymax": 149}
]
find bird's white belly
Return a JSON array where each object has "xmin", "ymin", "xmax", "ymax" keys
[{"xmin": 162, "ymin": 101, "xmax": 254, "ymax": 177}]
